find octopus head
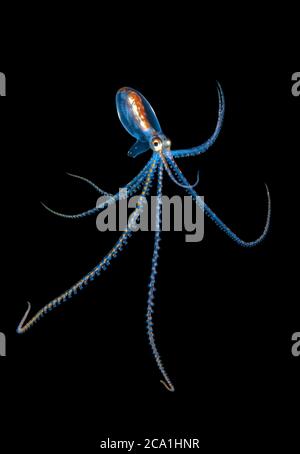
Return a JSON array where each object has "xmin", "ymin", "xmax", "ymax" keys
[{"xmin": 150, "ymin": 135, "xmax": 171, "ymax": 153}]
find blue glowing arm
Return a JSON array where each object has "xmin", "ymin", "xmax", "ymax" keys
[
  {"xmin": 41, "ymin": 155, "xmax": 157, "ymax": 220},
  {"xmin": 167, "ymin": 156, "xmax": 271, "ymax": 247},
  {"xmin": 17, "ymin": 160, "xmax": 158, "ymax": 334},
  {"xmin": 172, "ymin": 82, "xmax": 225, "ymax": 158},
  {"xmin": 65, "ymin": 172, "xmax": 112, "ymax": 196},
  {"xmin": 146, "ymin": 162, "xmax": 175, "ymax": 392}
]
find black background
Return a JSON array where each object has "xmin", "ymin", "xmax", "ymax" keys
[{"xmin": 0, "ymin": 12, "xmax": 299, "ymax": 452}]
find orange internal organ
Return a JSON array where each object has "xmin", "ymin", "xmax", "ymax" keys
[{"xmin": 127, "ymin": 91, "xmax": 151, "ymax": 131}]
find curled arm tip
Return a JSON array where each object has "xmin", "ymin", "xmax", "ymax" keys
[
  {"xmin": 160, "ymin": 152, "xmax": 199, "ymax": 189},
  {"xmin": 160, "ymin": 380, "xmax": 175, "ymax": 392},
  {"xmin": 17, "ymin": 302, "xmax": 31, "ymax": 334}
]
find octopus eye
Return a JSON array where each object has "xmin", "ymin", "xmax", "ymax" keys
[{"xmin": 152, "ymin": 138, "xmax": 161, "ymax": 149}]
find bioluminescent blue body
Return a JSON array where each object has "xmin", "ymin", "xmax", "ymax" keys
[{"xmin": 17, "ymin": 83, "xmax": 271, "ymax": 392}]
